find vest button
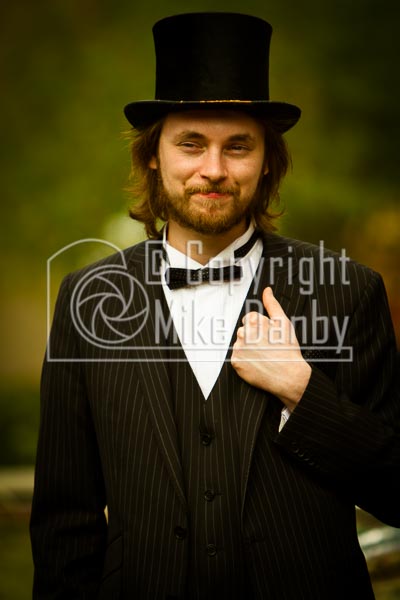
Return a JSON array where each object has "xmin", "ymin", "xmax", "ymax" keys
[
  {"xmin": 201, "ymin": 433, "xmax": 213, "ymax": 446},
  {"xmin": 174, "ymin": 526, "xmax": 187, "ymax": 541},
  {"xmin": 206, "ymin": 543, "xmax": 217, "ymax": 557},
  {"xmin": 204, "ymin": 489, "xmax": 215, "ymax": 502}
]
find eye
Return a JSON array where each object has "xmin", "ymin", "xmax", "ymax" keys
[
  {"xmin": 178, "ymin": 141, "xmax": 202, "ymax": 152},
  {"xmin": 226, "ymin": 144, "xmax": 250, "ymax": 154}
]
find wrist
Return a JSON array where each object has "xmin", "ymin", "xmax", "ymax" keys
[{"xmin": 278, "ymin": 361, "xmax": 312, "ymax": 411}]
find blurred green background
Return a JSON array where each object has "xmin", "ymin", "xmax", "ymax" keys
[{"xmin": 0, "ymin": 0, "xmax": 399, "ymax": 597}]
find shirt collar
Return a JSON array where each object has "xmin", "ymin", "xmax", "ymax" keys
[{"xmin": 162, "ymin": 221, "xmax": 256, "ymax": 269}]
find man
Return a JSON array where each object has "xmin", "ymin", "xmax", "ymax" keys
[{"xmin": 30, "ymin": 12, "xmax": 400, "ymax": 600}]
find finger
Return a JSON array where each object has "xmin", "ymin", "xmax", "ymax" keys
[
  {"xmin": 237, "ymin": 326, "xmax": 245, "ymax": 339},
  {"xmin": 262, "ymin": 287, "xmax": 287, "ymax": 320},
  {"xmin": 242, "ymin": 311, "xmax": 261, "ymax": 325}
]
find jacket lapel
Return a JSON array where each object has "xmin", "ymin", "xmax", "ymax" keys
[
  {"xmin": 234, "ymin": 232, "xmax": 308, "ymax": 513},
  {"xmin": 126, "ymin": 241, "xmax": 187, "ymax": 509}
]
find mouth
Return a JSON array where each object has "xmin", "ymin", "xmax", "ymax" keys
[{"xmin": 197, "ymin": 192, "xmax": 231, "ymax": 199}]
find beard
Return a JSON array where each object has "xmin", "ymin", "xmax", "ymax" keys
[{"xmin": 157, "ymin": 179, "xmax": 262, "ymax": 235}]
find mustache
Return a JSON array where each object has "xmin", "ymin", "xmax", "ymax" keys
[{"xmin": 185, "ymin": 185, "xmax": 237, "ymax": 196}]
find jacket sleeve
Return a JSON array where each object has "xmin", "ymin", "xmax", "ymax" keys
[
  {"xmin": 30, "ymin": 274, "xmax": 108, "ymax": 599},
  {"xmin": 275, "ymin": 270, "xmax": 400, "ymax": 527}
]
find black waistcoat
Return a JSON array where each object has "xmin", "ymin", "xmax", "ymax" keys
[{"xmin": 164, "ymin": 299, "xmax": 264, "ymax": 600}]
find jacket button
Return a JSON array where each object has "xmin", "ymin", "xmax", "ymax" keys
[
  {"xmin": 201, "ymin": 433, "xmax": 213, "ymax": 446},
  {"xmin": 204, "ymin": 489, "xmax": 215, "ymax": 502},
  {"xmin": 291, "ymin": 442, "xmax": 300, "ymax": 454},
  {"xmin": 206, "ymin": 543, "xmax": 217, "ymax": 557},
  {"xmin": 174, "ymin": 526, "xmax": 187, "ymax": 541}
]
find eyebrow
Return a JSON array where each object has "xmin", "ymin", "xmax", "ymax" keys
[{"xmin": 172, "ymin": 131, "xmax": 257, "ymax": 144}]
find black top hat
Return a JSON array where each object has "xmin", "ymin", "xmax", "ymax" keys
[{"xmin": 124, "ymin": 12, "xmax": 301, "ymax": 132}]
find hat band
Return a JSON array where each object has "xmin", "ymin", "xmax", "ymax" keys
[
  {"xmin": 198, "ymin": 100, "xmax": 253, "ymax": 104},
  {"xmin": 165, "ymin": 99, "xmax": 255, "ymax": 104}
]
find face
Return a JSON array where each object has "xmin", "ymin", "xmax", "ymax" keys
[{"xmin": 149, "ymin": 110, "xmax": 268, "ymax": 235}]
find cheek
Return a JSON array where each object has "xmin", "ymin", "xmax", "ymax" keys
[
  {"xmin": 160, "ymin": 155, "xmax": 197, "ymax": 185},
  {"xmin": 237, "ymin": 165, "xmax": 264, "ymax": 195}
]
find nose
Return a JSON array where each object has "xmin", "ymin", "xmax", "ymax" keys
[{"xmin": 199, "ymin": 149, "xmax": 228, "ymax": 182}]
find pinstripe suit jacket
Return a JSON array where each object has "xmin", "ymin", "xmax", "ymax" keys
[{"xmin": 30, "ymin": 232, "xmax": 400, "ymax": 599}]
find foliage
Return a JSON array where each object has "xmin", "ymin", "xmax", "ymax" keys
[
  {"xmin": 0, "ymin": 0, "xmax": 399, "ymax": 460},
  {"xmin": 0, "ymin": 388, "xmax": 39, "ymax": 465}
]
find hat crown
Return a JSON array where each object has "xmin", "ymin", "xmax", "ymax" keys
[{"xmin": 153, "ymin": 13, "xmax": 272, "ymax": 101}]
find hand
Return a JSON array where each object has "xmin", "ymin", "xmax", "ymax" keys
[{"xmin": 231, "ymin": 287, "xmax": 311, "ymax": 411}]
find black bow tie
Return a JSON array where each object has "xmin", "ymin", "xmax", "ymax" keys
[
  {"xmin": 164, "ymin": 230, "xmax": 259, "ymax": 290},
  {"xmin": 165, "ymin": 264, "xmax": 243, "ymax": 290}
]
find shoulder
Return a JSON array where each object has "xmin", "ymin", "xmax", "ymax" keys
[
  {"xmin": 261, "ymin": 231, "xmax": 380, "ymax": 277},
  {"xmin": 59, "ymin": 238, "xmax": 159, "ymax": 286},
  {"xmin": 260, "ymin": 231, "xmax": 385, "ymax": 304},
  {"xmin": 51, "ymin": 239, "xmax": 163, "ymax": 314}
]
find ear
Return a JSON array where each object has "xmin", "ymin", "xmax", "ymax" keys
[
  {"xmin": 263, "ymin": 161, "xmax": 269, "ymax": 175},
  {"xmin": 149, "ymin": 155, "xmax": 158, "ymax": 169}
]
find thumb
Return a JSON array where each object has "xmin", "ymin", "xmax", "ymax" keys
[{"xmin": 262, "ymin": 287, "xmax": 286, "ymax": 320}]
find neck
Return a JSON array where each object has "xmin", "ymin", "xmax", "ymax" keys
[{"xmin": 167, "ymin": 220, "xmax": 248, "ymax": 265}]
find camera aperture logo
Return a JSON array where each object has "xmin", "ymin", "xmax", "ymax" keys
[
  {"xmin": 46, "ymin": 239, "xmax": 153, "ymax": 360},
  {"xmin": 70, "ymin": 265, "xmax": 149, "ymax": 347}
]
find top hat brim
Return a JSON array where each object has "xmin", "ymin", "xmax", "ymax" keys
[{"xmin": 124, "ymin": 100, "xmax": 301, "ymax": 133}]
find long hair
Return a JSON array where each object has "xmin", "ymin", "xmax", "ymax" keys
[{"xmin": 125, "ymin": 114, "xmax": 291, "ymax": 239}]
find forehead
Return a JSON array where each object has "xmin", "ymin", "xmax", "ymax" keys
[{"xmin": 160, "ymin": 109, "xmax": 265, "ymax": 140}]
